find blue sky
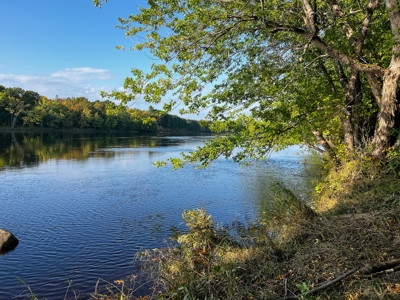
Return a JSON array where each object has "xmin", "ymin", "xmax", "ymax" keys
[{"xmin": 0, "ymin": 0, "xmax": 171, "ymax": 112}]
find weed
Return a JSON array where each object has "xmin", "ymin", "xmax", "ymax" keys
[
  {"xmin": 16, "ymin": 278, "xmax": 41, "ymax": 300},
  {"xmin": 16, "ymin": 277, "xmax": 80, "ymax": 300},
  {"xmin": 295, "ymin": 282, "xmax": 309, "ymax": 299}
]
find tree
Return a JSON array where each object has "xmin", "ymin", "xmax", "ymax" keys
[
  {"xmin": 38, "ymin": 97, "xmax": 65, "ymax": 128},
  {"xmin": 92, "ymin": 112, "xmax": 104, "ymax": 129},
  {"xmin": 94, "ymin": 0, "xmax": 400, "ymax": 166},
  {"xmin": 22, "ymin": 106, "xmax": 46, "ymax": 127},
  {"xmin": 22, "ymin": 90, "xmax": 40, "ymax": 108},
  {"xmin": 21, "ymin": 91, "xmax": 42, "ymax": 127},
  {"xmin": 0, "ymin": 87, "xmax": 30, "ymax": 128}
]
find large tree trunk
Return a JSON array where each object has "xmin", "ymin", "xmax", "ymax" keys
[
  {"xmin": 372, "ymin": 65, "xmax": 400, "ymax": 156},
  {"xmin": 371, "ymin": 0, "xmax": 400, "ymax": 156},
  {"xmin": 342, "ymin": 116, "xmax": 354, "ymax": 150},
  {"xmin": 332, "ymin": 62, "xmax": 363, "ymax": 152}
]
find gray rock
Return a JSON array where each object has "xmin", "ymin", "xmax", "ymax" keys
[{"xmin": 0, "ymin": 228, "xmax": 19, "ymax": 254}]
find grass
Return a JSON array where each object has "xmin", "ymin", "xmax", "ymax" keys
[
  {"xmin": 91, "ymin": 276, "xmax": 156, "ymax": 300},
  {"xmin": 16, "ymin": 278, "xmax": 78, "ymax": 300}
]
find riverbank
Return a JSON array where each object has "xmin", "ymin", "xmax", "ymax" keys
[{"xmin": 95, "ymin": 160, "xmax": 400, "ymax": 300}]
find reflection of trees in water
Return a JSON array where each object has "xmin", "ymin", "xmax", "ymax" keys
[
  {"xmin": 0, "ymin": 132, "xmax": 205, "ymax": 170},
  {"xmin": 0, "ymin": 132, "xmax": 120, "ymax": 169},
  {"xmin": 0, "ymin": 132, "xmax": 40, "ymax": 169},
  {"xmin": 240, "ymin": 154, "xmax": 323, "ymax": 223}
]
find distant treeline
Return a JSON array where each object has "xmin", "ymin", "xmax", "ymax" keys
[{"xmin": 0, "ymin": 85, "xmax": 210, "ymax": 132}]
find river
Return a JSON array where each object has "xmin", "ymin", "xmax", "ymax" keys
[{"xmin": 0, "ymin": 131, "xmax": 320, "ymax": 299}]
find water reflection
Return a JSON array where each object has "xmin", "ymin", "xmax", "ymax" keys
[
  {"xmin": 0, "ymin": 131, "xmax": 321, "ymax": 299},
  {"xmin": 0, "ymin": 131, "xmax": 210, "ymax": 170},
  {"xmin": 255, "ymin": 157, "xmax": 321, "ymax": 220}
]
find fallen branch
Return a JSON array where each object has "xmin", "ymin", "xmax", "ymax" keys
[
  {"xmin": 279, "ymin": 269, "xmax": 356, "ymax": 300},
  {"xmin": 305, "ymin": 269, "xmax": 356, "ymax": 296},
  {"xmin": 366, "ymin": 264, "xmax": 400, "ymax": 279},
  {"xmin": 279, "ymin": 259, "xmax": 400, "ymax": 299},
  {"xmin": 358, "ymin": 259, "xmax": 400, "ymax": 276}
]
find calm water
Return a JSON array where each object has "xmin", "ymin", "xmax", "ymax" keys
[{"xmin": 0, "ymin": 132, "xmax": 319, "ymax": 299}]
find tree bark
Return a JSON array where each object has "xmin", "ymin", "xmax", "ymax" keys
[
  {"xmin": 365, "ymin": 73, "xmax": 382, "ymax": 108},
  {"xmin": 333, "ymin": 63, "xmax": 360, "ymax": 151},
  {"xmin": 372, "ymin": 66, "xmax": 400, "ymax": 155},
  {"xmin": 371, "ymin": 0, "xmax": 400, "ymax": 156}
]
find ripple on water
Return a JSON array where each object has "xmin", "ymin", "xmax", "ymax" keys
[{"xmin": 0, "ymin": 138, "xmax": 316, "ymax": 299}]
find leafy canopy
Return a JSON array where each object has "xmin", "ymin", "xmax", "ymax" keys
[{"xmin": 94, "ymin": 0, "xmax": 394, "ymax": 167}]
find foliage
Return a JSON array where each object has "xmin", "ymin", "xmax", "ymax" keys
[
  {"xmin": 295, "ymin": 282, "xmax": 310, "ymax": 299},
  {"xmin": 136, "ymin": 208, "xmax": 256, "ymax": 300},
  {"xmin": 313, "ymin": 155, "xmax": 394, "ymax": 213},
  {"xmin": 386, "ymin": 148, "xmax": 400, "ymax": 177},
  {"xmin": 91, "ymin": 277, "xmax": 154, "ymax": 300},
  {"xmin": 0, "ymin": 87, "xmax": 36, "ymax": 128},
  {"xmin": 0, "ymin": 86, "xmax": 208, "ymax": 133},
  {"xmin": 177, "ymin": 208, "xmax": 217, "ymax": 253},
  {"xmin": 259, "ymin": 182, "xmax": 317, "ymax": 233},
  {"xmin": 92, "ymin": 0, "xmax": 400, "ymax": 167}
]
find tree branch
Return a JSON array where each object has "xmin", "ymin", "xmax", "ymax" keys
[
  {"xmin": 310, "ymin": 36, "xmax": 384, "ymax": 77},
  {"xmin": 354, "ymin": 0, "xmax": 380, "ymax": 57},
  {"xmin": 279, "ymin": 269, "xmax": 356, "ymax": 300},
  {"xmin": 304, "ymin": 143, "xmax": 326, "ymax": 154},
  {"xmin": 259, "ymin": 19, "xmax": 385, "ymax": 77},
  {"xmin": 320, "ymin": 62, "xmax": 337, "ymax": 94},
  {"xmin": 302, "ymin": 0, "xmax": 318, "ymax": 35},
  {"xmin": 204, "ymin": 17, "xmax": 257, "ymax": 51},
  {"xmin": 308, "ymin": 122, "xmax": 338, "ymax": 163},
  {"xmin": 365, "ymin": 72, "xmax": 382, "ymax": 109},
  {"xmin": 358, "ymin": 259, "xmax": 400, "ymax": 275},
  {"xmin": 326, "ymin": 0, "xmax": 354, "ymax": 38}
]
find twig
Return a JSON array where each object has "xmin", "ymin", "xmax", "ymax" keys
[
  {"xmin": 306, "ymin": 269, "xmax": 356, "ymax": 296},
  {"xmin": 284, "ymin": 278, "xmax": 288, "ymax": 299},
  {"xmin": 277, "ymin": 269, "xmax": 356, "ymax": 300}
]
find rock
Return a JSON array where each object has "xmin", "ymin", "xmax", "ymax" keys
[{"xmin": 0, "ymin": 228, "xmax": 19, "ymax": 254}]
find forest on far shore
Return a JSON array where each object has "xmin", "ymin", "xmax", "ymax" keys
[{"xmin": 0, "ymin": 85, "xmax": 210, "ymax": 133}]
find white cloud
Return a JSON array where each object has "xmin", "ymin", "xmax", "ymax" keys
[
  {"xmin": 0, "ymin": 67, "xmax": 113, "ymax": 100},
  {"xmin": 50, "ymin": 67, "xmax": 112, "ymax": 81}
]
